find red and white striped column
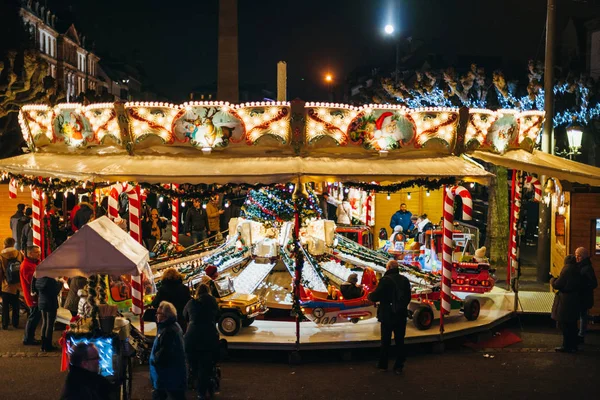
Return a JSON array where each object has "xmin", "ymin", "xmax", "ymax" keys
[
  {"xmin": 365, "ymin": 193, "xmax": 374, "ymax": 226},
  {"xmin": 441, "ymin": 185, "xmax": 472, "ymax": 333},
  {"xmin": 108, "ymin": 183, "xmax": 144, "ymax": 323},
  {"xmin": 508, "ymin": 174, "xmax": 541, "ymax": 285},
  {"xmin": 8, "ymin": 179, "xmax": 17, "ymax": 199},
  {"xmin": 171, "ymin": 184, "xmax": 179, "ymax": 245},
  {"xmin": 32, "ymin": 189, "xmax": 44, "ymax": 259}
]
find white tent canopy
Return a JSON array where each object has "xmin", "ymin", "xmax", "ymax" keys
[{"xmin": 35, "ymin": 216, "xmax": 149, "ymax": 278}]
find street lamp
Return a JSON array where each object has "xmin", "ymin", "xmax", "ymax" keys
[
  {"xmin": 324, "ymin": 74, "xmax": 333, "ymax": 101},
  {"xmin": 384, "ymin": 24, "xmax": 399, "ymax": 83},
  {"xmin": 566, "ymin": 123, "xmax": 583, "ymax": 158}
]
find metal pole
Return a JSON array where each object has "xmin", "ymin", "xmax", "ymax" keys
[
  {"xmin": 537, "ymin": 0, "xmax": 555, "ymax": 283},
  {"xmin": 542, "ymin": 0, "xmax": 555, "ymax": 152},
  {"xmin": 395, "ymin": 42, "xmax": 400, "ymax": 84}
]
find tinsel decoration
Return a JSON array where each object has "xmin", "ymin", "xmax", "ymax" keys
[
  {"xmin": 342, "ymin": 177, "xmax": 457, "ymax": 193},
  {"xmin": 97, "ymin": 275, "xmax": 108, "ymax": 305},
  {"xmin": 1, "ymin": 172, "xmax": 106, "ymax": 194},
  {"xmin": 86, "ymin": 275, "xmax": 100, "ymax": 332},
  {"xmin": 241, "ymin": 184, "xmax": 322, "ymax": 223}
]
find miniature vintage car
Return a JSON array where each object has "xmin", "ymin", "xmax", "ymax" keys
[
  {"xmin": 408, "ymin": 288, "xmax": 480, "ymax": 330},
  {"xmin": 212, "ymin": 277, "xmax": 268, "ymax": 336},
  {"xmin": 299, "ymin": 268, "xmax": 378, "ymax": 325}
]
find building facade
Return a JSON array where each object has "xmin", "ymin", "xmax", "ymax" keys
[{"xmin": 19, "ymin": 0, "xmax": 100, "ymax": 101}]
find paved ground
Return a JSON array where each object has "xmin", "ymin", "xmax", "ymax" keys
[{"xmin": 0, "ymin": 315, "xmax": 599, "ymax": 399}]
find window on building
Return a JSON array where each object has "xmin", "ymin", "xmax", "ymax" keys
[
  {"xmin": 45, "ymin": 35, "xmax": 49, "ymax": 55},
  {"xmin": 39, "ymin": 29, "xmax": 44, "ymax": 51}
]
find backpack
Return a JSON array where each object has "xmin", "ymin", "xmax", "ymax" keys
[
  {"xmin": 5, "ymin": 258, "xmax": 21, "ymax": 285},
  {"xmin": 389, "ymin": 276, "xmax": 410, "ymax": 315}
]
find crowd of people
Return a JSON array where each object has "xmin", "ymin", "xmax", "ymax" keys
[{"xmin": 148, "ymin": 268, "xmax": 221, "ymax": 400}]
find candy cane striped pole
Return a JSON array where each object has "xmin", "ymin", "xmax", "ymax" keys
[
  {"xmin": 524, "ymin": 176, "xmax": 542, "ymax": 202},
  {"xmin": 441, "ymin": 185, "xmax": 473, "ymax": 333},
  {"xmin": 171, "ymin": 184, "xmax": 179, "ymax": 244},
  {"xmin": 32, "ymin": 189, "xmax": 44, "ymax": 259},
  {"xmin": 507, "ymin": 174, "xmax": 541, "ymax": 285},
  {"xmin": 107, "ymin": 183, "xmax": 144, "ymax": 330},
  {"xmin": 365, "ymin": 193, "xmax": 373, "ymax": 226},
  {"xmin": 508, "ymin": 172, "xmax": 522, "ymax": 285},
  {"xmin": 8, "ymin": 179, "xmax": 17, "ymax": 199}
]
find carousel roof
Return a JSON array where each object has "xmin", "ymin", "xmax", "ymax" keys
[
  {"xmin": 0, "ymin": 152, "xmax": 492, "ymax": 185},
  {"xmin": 3, "ymin": 100, "xmax": 598, "ymax": 187}
]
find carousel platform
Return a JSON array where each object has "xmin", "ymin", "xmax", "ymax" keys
[{"xmin": 130, "ymin": 287, "xmax": 514, "ymax": 350}]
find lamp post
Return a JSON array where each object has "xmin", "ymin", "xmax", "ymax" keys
[
  {"xmin": 566, "ymin": 124, "xmax": 583, "ymax": 160},
  {"xmin": 324, "ymin": 73, "xmax": 333, "ymax": 101},
  {"xmin": 384, "ymin": 24, "xmax": 400, "ymax": 83}
]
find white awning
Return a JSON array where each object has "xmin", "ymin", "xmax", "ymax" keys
[
  {"xmin": 35, "ymin": 217, "xmax": 149, "ymax": 278},
  {"xmin": 0, "ymin": 152, "xmax": 493, "ymax": 184},
  {"xmin": 469, "ymin": 150, "xmax": 600, "ymax": 186}
]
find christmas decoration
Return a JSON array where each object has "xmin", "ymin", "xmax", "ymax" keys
[
  {"xmin": 241, "ymin": 184, "xmax": 322, "ymax": 224},
  {"xmin": 341, "ymin": 177, "xmax": 457, "ymax": 193}
]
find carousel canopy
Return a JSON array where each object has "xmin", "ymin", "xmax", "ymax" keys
[
  {"xmin": 35, "ymin": 216, "xmax": 149, "ymax": 278},
  {"xmin": 0, "ymin": 152, "xmax": 493, "ymax": 184},
  {"xmin": 469, "ymin": 149, "xmax": 600, "ymax": 186}
]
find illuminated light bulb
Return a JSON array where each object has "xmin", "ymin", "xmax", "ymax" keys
[
  {"xmin": 64, "ymin": 192, "xmax": 68, "ymax": 197},
  {"xmin": 387, "ymin": 193, "xmax": 391, "ymax": 200},
  {"xmin": 289, "ymin": 184, "xmax": 294, "ymax": 190},
  {"xmin": 52, "ymin": 193, "xmax": 57, "ymax": 199},
  {"xmin": 344, "ymin": 188, "xmax": 349, "ymax": 193},
  {"xmin": 426, "ymin": 190, "xmax": 430, "ymax": 197},
  {"xmin": 159, "ymin": 196, "xmax": 164, "ymax": 203},
  {"xmin": 202, "ymin": 203, "xmax": 207, "ymax": 209},
  {"xmin": 407, "ymin": 192, "xmax": 411, "ymax": 200},
  {"xmin": 225, "ymin": 202, "xmax": 230, "ymax": 208},
  {"xmin": 181, "ymin": 202, "xmax": 185, "ymax": 207},
  {"xmin": 470, "ymin": 182, "xmax": 475, "ymax": 188}
]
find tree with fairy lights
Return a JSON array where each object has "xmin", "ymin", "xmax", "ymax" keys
[{"xmin": 241, "ymin": 184, "xmax": 322, "ymax": 224}]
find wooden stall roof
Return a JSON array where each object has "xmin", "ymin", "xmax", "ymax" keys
[{"xmin": 468, "ymin": 150, "xmax": 600, "ymax": 187}]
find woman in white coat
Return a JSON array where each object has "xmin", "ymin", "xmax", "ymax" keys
[{"xmin": 336, "ymin": 196, "xmax": 353, "ymax": 225}]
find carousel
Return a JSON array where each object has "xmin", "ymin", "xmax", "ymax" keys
[{"xmin": 3, "ymin": 99, "xmax": 600, "ymax": 350}]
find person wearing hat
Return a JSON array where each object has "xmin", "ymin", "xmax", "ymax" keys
[
  {"xmin": 390, "ymin": 225, "xmax": 405, "ymax": 244},
  {"xmin": 340, "ymin": 273, "xmax": 364, "ymax": 300},
  {"xmin": 200, "ymin": 265, "xmax": 220, "ymax": 298}
]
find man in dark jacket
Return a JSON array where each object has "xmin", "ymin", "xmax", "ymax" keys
[
  {"xmin": 74, "ymin": 196, "xmax": 94, "ymax": 230},
  {"xmin": 389, "ymin": 203, "xmax": 413, "ymax": 232},
  {"xmin": 61, "ymin": 342, "xmax": 113, "ymax": 400},
  {"xmin": 150, "ymin": 301, "xmax": 187, "ymax": 400},
  {"xmin": 35, "ymin": 276, "xmax": 63, "ymax": 351},
  {"xmin": 20, "ymin": 246, "xmax": 42, "ymax": 345},
  {"xmin": 576, "ymin": 247, "xmax": 597, "ymax": 342},
  {"xmin": 551, "ymin": 255, "xmax": 583, "ymax": 352},
  {"xmin": 152, "ymin": 268, "xmax": 191, "ymax": 332},
  {"xmin": 368, "ymin": 259, "xmax": 411, "ymax": 374},
  {"xmin": 20, "ymin": 208, "xmax": 33, "ymax": 251},
  {"xmin": 340, "ymin": 273, "xmax": 364, "ymax": 300},
  {"xmin": 184, "ymin": 199, "xmax": 209, "ymax": 244},
  {"xmin": 9, "ymin": 204, "xmax": 26, "ymax": 249}
]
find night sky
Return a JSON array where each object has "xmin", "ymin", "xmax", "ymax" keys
[{"xmin": 49, "ymin": 0, "xmax": 600, "ymax": 102}]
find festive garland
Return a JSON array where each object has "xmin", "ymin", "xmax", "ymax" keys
[
  {"xmin": 2, "ymin": 172, "xmax": 108, "ymax": 194},
  {"xmin": 342, "ymin": 177, "xmax": 457, "ymax": 193}
]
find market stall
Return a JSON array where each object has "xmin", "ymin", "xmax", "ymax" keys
[{"xmin": 34, "ymin": 216, "xmax": 152, "ymax": 399}]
